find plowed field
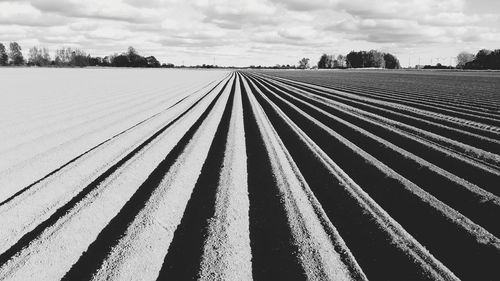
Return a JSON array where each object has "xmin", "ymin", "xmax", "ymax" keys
[{"xmin": 0, "ymin": 68, "xmax": 499, "ymax": 281}]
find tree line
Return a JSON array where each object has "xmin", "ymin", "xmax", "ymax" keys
[
  {"xmin": 0, "ymin": 42, "xmax": 174, "ymax": 68},
  {"xmin": 293, "ymin": 50, "xmax": 401, "ymax": 70},
  {"xmin": 315, "ymin": 50, "xmax": 401, "ymax": 69},
  {"xmin": 4, "ymin": 41, "xmax": 498, "ymax": 70},
  {"xmin": 456, "ymin": 49, "xmax": 500, "ymax": 70}
]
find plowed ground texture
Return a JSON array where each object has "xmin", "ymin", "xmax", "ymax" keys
[{"xmin": 0, "ymin": 68, "xmax": 499, "ymax": 281}]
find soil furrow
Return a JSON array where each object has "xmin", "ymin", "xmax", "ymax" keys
[
  {"xmin": 250, "ymin": 73, "xmax": 500, "ymax": 232},
  {"xmin": 241, "ymin": 72, "xmax": 458, "ymax": 281},
  {"xmin": 0, "ymin": 74, "xmax": 232, "ymax": 272},
  {"xmin": 243, "ymin": 72, "xmax": 500, "ymax": 280},
  {"xmin": 240, "ymin": 73, "xmax": 307, "ymax": 280},
  {"xmin": 2, "ymin": 69, "xmax": 498, "ymax": 280},
  {"xmin": 266, "ymin": 74, "xmax": 500, "ymax": 141},
  {"xmin": 197, "ymin": 75, "xmax": 252, "ymax": 280},
  {"xmin": 0, "ymin": 90, "xmax": 193, "ymax": 208},
  {"xmin": 266, "ymin": 72, "xmax": 500, "ymax": 116},
  {"xmin": 61, "ymin": 74, "xmax": 234, "ymax": 281},
  {"xmin": 155, "ymin": 74, "xmax": 236, "ymax": 280},
  {"xmin": 241, "ymin": 74, "xmax": 366, "ymax": 280}
]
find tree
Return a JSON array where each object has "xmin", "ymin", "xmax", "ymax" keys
[
  {"xmin": 298, "ymin": 58, "xmax": 310, "ymax": 69},
  {"xmin": 492, "ymin": 49, "xmax": 500, "ymax": 70},
  {"xmin": 346, "ymin": 50, "xmax": 400, "ymax": 69},
  {"xmin": 112, "ymin": 54, "xmax": 130, "ymax": 67},
  {"xmin": 366, "ymin": 50, "xmax": 385, "ymax": 68},
  {"xmin": 383, "ymin": 53, "xmax": 401, "ymax": 69},
  {"xmin": 102, "ymin": 55, "xmax": 113, "ymax": 66},
  {"xmin": 9, "ymin": 42, "xmax": 24, "ymax": 65},
  {"xmin": 0, "ymin": 43, "xmax": 8, "ymax": 66},
  {"xmin": 318, "ymin": 54, "xmax": 334, "ymax": 69},
  {"xmin": 54, "ymin": 47, "xmax": 73, "ymax": 66},
  {"xmin": 125, "ymin": 46, "xmax": 147, "ymax": 67},
  {"xmin": 318, "ymin": 54, "xmax": 327, "ymax": 69},
  {"xmin": 145, "ymin": 56, "xmax": 161, "ymax": 67},
  {"xmin": 456, "ymin": 51, "xmax": 475, "ymax": 69},
  {"xmin": 335, "ymin": 54, "xmax": 346, "ymax": 68},
  {"xmin": 88, "ymin": 56, "xmax": 103, "ymax": 66},
  {"xmin": 475, "ymin": 49, "xmax": 493, "ymax": 69},
  {"xmin": 133, "ymin": 56, "xmax": 148, "ymax": 67},
  {"xmin": 71, "ymin": 49, "xmax": 89, "ymax": 67},
  {"xmin": 127, "ymin": 46, "xmax": 137, "ymax": 58},
  {"xmin": 54, "ymin": 47, "xmax": 89, "ymax": 67},
  {"xmin": 28, "ymin": 46, "xmax": 51, "ymax": 66},
  {"xmin": 346, "ymin": 51, "xmax": 364, "ymax": 68},
  {"xmin": 162, "ymin": 63, "xmax": 175, "ymax": 68},
  {"xmin": 463, "ymin": 49, "xmax": 500, "ymax": 70}
]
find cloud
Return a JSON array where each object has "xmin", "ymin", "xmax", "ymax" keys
[
  {"xmin": 321, "ymin": 0, "xmax": 499, "ymax": 46},
  {"xmin": 122, "ymin": 0, "xmax": 163, "ymax": 8},
  {"xmin": 29, "ymin": 0, "xmax": 162, "ymax": 23},
  {"xmin": 195, "ymin": 0, "xmax": 278, "ymax": 29},
  {"xmin": 328, "ymin": 18, "xmax": 447, "ymax": 44},
  {"xmin": 0, "ymin": 25, "xmax": 28, "ymax": 42},
  {"xmin": 0, "ymin": 0, "xmax": 499, "ymax": 66},
  {"xmin": 271, "ymin": 0, "xmax": 337, "ymax": 11},
  {"xmin": 419, "ymin": 12, "xmax": 480, "ymax": 27},
  {"xmin": 0, "ymin": 1, "xmax": 68, "ymax": 26},
  {"xmin": 337, "ymin": 0, "xmax": 465, "ymax": 20},
  {"xmin": 159, "ymin": 28, "xmax": 230, "ymax": 48}
]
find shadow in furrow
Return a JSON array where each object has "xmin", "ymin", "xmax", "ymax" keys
[
  {"xmin": 239, "ymin": 75, "xmax": 307, "ymax": 280},
  {"xmin": 154, "ymin": 74, "xmax": 236, "ymax": 280},
  {"xmin": 0, "ymin": 76, "xmax": 229, "ymax": 208},
  {"xmin": 0, "ymin": 75, "xmax": 233, "ymax": 268},
  {"xmin": 254, "ymin": 74, "xmax": 500, "ymax": 196},
  {"xmin": 244, "ymin": 73, "xmax": 500, "ymax": 281},
  {"xmin": 266, "ymin": 75, "xmax": 500, "ymax": 153},
  {"xmin": 269, "ymin": 75, "xmax": 500, "ymax": 135},
  {"xmin": 242, "ymin": 73, "xmax": 443, "ymax": 281},
  {"xmin": 60, "ymin": 75, "xmax": 234, "ymax": 281},
  {"xmin": 251, "ymin": 74, "xmax": 500, "ymax": 236},
  {"xmin": 264, "ymin": 72, "xmax": 500, "ymax": 119}
]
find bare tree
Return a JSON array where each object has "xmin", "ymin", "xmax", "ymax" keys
[
  {"xmin": 456, "ymin": 51, "xmax": 475, "ymax": 69},
  {"xmin": 127, "ymin": 46, "xmax": 137, "ymax": 57},
  {"xmin": 336, "ymin": 54, "xmax": 346, "ymax": 68},
  {"xmin": 55, "ymin": 47, "xmax": 72, "ymax": 65},
  {"xmin": 367, "ymin": 50, "xmax": 385, "ymax": 68},
  {"xmin": 71, "ymin": 49, "xmax": 89, "ymax": 67},
  {"xmin": 54, "ymin": 47, "xmax": 88, "ymax": 66},
  {"xmin": 28, "ymin": 46, "xmax": 51, "ymax": 66}
]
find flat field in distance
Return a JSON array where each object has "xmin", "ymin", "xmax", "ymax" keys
[{"xmin": 0, "ymin": 68, "xmax": 499, "ymax": 281}]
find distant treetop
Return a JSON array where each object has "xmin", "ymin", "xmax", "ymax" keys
[
  {"xmin": 0, "ymin": 42, "xmax": 175, "ymax": 68},
  {"xmin": 459, "ymin": 49, "xmax": 500, "ymax": 70}
]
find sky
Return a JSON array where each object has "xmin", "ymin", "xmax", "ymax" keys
[{"xmin": 0, "ymin": 0, "xmax": 499, "ymax": 67}]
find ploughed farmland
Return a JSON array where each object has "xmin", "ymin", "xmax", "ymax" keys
[{"xmin": 0, "ymin": 68, "xmax": 499, "ymax": 281}]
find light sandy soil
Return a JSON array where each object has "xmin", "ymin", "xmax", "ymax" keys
[{"xmin": 0, "ymin": 68, "xmax": 498, "ymax": 280}]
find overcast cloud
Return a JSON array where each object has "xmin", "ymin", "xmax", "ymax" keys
[{"xmin": 0, "ymin": 0, "xmax": 499, "ymax": 66}]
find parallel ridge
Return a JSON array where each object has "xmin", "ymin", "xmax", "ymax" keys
[{"xmin": 0, "ymin": 70, "xmax": 498, "ymax": 281}]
